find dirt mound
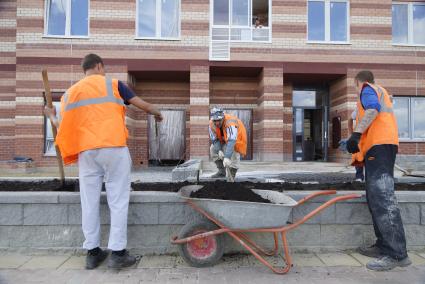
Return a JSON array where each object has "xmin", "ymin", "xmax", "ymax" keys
[
  {"xmin": 190, "ymin": 183, "xmax": 271, "ymax": 203},
  {"xmin": 0, "ymin": 179, "xmax": 424, "ymax": 192}
]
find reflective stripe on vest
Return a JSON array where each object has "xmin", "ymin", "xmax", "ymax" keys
[
  {"xmin": 64, "ymin": 78, "xmax": 124, "ymax": 111},
  {"xmin": 376, "ymin": 86, "xmax": 393, "ymax": 114}
]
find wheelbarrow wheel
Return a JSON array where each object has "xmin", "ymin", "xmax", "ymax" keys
[{"xmin": 177, "ymin": 220, "xmax": 224, "ymax": 268}]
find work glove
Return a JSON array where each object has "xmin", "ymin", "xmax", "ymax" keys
[
  {"xmin": 346, "ymin": 132, "xmax": 361, "ymax": 154},
  {"xmin": 223, "ymin": 158, "xmax": 232, "ymax": 168},
  {"xmin": 218, "ymin": 150, "xmax": 224, "ymax": 160}
]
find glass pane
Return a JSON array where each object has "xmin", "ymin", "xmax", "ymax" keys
[
  {"xmin": 293, "ymin": 90, "xmax": 316, "ymax": 107},
  {"xmin": 214, "ymin": 0, "xmax": 229, "ymax": 25},
  {"xmin": 45, "ymin": 102, "xmax": 61, "ymax": 155},
  {"xmin": 161, "ymin": 0, "xmax": 179, "ymax": 38},
  {"xmin": 413, "ymin": 98, "xmax": 425, "ymax": 138},
  {"xmin": 71, "ymin": 0, "xmax": 88, "ymax": 36},
  {"xmin": 330, "ymin": 2, "xmax": 347, "ymax": 41},
  {"xmin": 392, "ymin": 4, "xmax": 408, "ymax": 44},
  {"xmin": 232, "ymin": 0, "xmax": 249, "ymax": 26},
  {"xmin": 47, "ymin": 0, "xmax": 67, "ymax": 35},
  {"xmin": 138, "ymin": 0, "xmax": 156, "ymax": 37},
  {"xmin": 252, "ymin": 0, "xmax": 268, "ymax": 27},
  {"xmin": 393, "ymin": 98, "xmax": 409, "ymax": 138},
  {"xmin": 413, "ymin": 4, "xmax": 425, "ymax": 45},
  {"xmin": 308, "ymin": 1, "xmax": 325, "ymax": 41}
]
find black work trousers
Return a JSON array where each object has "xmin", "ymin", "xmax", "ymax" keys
[{"xmin": 365, "ymin": 144, "xmax": 407, "ymax": 260}]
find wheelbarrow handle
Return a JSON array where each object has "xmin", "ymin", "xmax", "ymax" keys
[
  {"xmin": 283, "ymin": 193, "xmax": 362, "ymax": 232},
  {"xmin": 295, "ymin": 189, "xmax": 337, "ymax": 207}
]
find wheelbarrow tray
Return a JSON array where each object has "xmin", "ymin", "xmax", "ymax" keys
[{"xmin": 179, "ymin": 185, "xmax": 298, "ymax": 230}]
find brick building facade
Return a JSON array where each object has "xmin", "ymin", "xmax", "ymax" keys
[{"xmin": 0, "ymin": 0, "xmax": 424, "ymax": 168}]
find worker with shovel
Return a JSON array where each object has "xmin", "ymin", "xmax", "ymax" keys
[
  {"xmin": 209, "ymin": 107, "xmax": 247, "ymax": 182},
  {"xmin": 346, "ymin": 70, "xmax": 410, "ymax": 271},
  {"xmin": 43, "ymin": 54, "xmax": 163, "ymax": 270}
]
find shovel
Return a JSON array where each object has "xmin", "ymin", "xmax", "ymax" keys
[{"xmin": 42, "ymin": 69, "xmax": 66, "ymax": 188}]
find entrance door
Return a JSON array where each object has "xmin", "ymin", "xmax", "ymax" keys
[
  {"xmin": 148, "ymin": 110, "xmax": 186, "ymax": 164},
  {"xmin": 292, "ymin": 89, "xmax": 329, "ymax": 161}
]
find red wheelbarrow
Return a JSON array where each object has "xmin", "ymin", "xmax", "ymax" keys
[{"xmin": 171, "ymin": 185, "xmax": 361, "ymax": 274}]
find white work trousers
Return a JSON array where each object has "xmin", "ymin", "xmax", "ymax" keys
[{"xmin": 78, "ymin": 147, "xmax": 131, "ymax": 251}]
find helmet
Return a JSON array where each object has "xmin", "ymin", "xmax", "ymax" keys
[{"xmin": 210, "ymin": 107, "xmax": 224, "ymax": 121}]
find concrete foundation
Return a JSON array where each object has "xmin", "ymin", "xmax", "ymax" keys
[{"xmin": 1, "ymin": 190, "xmax": 424, "ymax": 254}]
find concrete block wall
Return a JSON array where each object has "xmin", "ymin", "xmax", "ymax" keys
[{"xmin": 1, "ymin": 191, "xmax": 425, "ymax": 254}]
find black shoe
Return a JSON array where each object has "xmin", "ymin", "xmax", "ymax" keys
[
  {"xmin": 86, "ymin": 248, "xmax": 108, "ymax": 270},
  {"xmin": 357, "ymin": 244, "xmax": 382, "ymax": 258},
  {"xmin": 366, "ymin": 255, "xmax": 411, "ymax": 271},
  {"xmin": 108, "ymin": 250, "xmax": 137, "ymax": 269}
]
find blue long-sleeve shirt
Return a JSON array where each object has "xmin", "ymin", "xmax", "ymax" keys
[
  {"xmin": 117, "ymin": 81, "xmax": 135, "ymax": 105},
  {"xmin": 360, "ymin": 85, "xmax": 381, "ymax": 112}
]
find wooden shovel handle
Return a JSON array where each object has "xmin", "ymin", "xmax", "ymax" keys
[{"xmin": 42, "ymin": 69, "xmax": 65, "ymax": 185}]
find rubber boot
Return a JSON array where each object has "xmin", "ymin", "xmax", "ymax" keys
[
  {"xmin": 230, "ymin": 167, "xmax": 238, "ymax": 180},
  {"xmin": 211, "ymin": 160, "xmax": 226, "ymax": 178}
]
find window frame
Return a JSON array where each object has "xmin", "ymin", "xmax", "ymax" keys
[
  {"xmin": 210, "ymin": 0, "xmax": 273, "ymax": 43},
  {"xmin": 135, "ymin": 0, "xmax": 181, "ymax": 40},
  {"xmin": 394, "ymin": 96, "xmax": 425, "ymax": 142},
  {"xmin": 44, "ymin": 0, "xmax": 90, "ymax": 39},
  {"xmin": 306, "ymin": 0, "xmax": 350, "ymax": 45},
  {"xmin": 392, "ymin": 2, "xmax": 425, "ymax": 47}
]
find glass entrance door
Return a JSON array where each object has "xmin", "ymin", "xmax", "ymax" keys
[{"xmin": 292, "ymin": 89, "xmax": 329, "ymax": 161}]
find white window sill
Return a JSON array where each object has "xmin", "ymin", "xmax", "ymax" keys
[
  {"xmin": 231, "ymin": 40, "xmax": 272, "ymax": 43},
  {"xmin": 134, "ymin": 37, "xmax": 181, "ymax": 41},
  {"xmin": 43, "ymin": 35, "xmax": 89, "ymax": 39},
  {"xmin": 399, "ymin": 139, "xmax": 425, "ymax": 143},
  {"xmin": 392, "ymin": 43, "xmax": 425, "ymax": 47},
  {"xmin": 307, "ymin": 41, "xmax": 351, "ymax": 45},
  {"xmin": 43, "ymin": 153, "xmax": 57, "ymax": 157}
]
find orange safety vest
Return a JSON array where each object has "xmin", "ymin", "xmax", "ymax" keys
[
  {"xmin": 356, "ymin": 83, "xmax": 399, "ymax": 157},
  {"xmin": 209, "ymin": 113, "xmax": 247, "ymax": 156},
  {"xmin": 56, "ymin": 75, "xmax": 128, "ymax": 165}
]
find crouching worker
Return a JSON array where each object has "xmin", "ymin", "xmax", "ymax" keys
[
  {"xmin": 209, "ymin": 107, "xmax": 247, "ymax": 181},
  {"xmin": 43, "ymin": 54, "xmax": 163, "ymax": 270}
]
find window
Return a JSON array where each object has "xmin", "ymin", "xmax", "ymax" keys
[
  {"xmin": 393, "ymin": 97, "xmax": 425, "ymax": 140},
  {"xmin": 307, "ymin": 0, "xmax": 349, "ymax": 43},
  {"xmin": 137, "ymin": 0, "xmax": 180, "ymax": 39},
  {"xmin": 44, "ymin": 101, "xmax": 61, "ymax": 156},
  {"xmin": 211, "ymin": 0, "xmax": 271, "ymax": 42},
  {"xmin": 392, "ymin": 2, "xmax": 425, "ymax": 45},
  {"xmin": 293, "ymin": 90, "xmax": 316, "ymax": 107},
  {"xmin": 45, "ymin": 0, "xmax": 89, "ymax": 37}
]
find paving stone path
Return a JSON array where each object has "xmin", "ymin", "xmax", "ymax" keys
[{"xmin": 1, "ymin": 252, "xmax": 425, "ymax": 283}]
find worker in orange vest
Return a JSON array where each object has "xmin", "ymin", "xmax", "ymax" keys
[
  {"xmin": 44, "ymin": 54, "xmax": 163, "ymax": 270},
  {"xmin": 346, "ymin": 70, "xmax": 410, "ymax": 271},
  {"xmin": 209, "ymin": 107, "xmax": 247, "ymax": 181}
]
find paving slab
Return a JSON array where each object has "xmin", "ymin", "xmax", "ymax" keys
[
  {"xmin": 349, "ymin": 252, "xmax": 374, "ymax": 265},
  {"xmin": 0, "ymin": 254, "xmax": 31, "ymax": 269},
  {"xmin": 292, "ymin": 253, "xmax": 326, "ymax": 267},
  {"xmin": 19, "ymin": 255, "xmax": 70, "ymax": 269},
  {"xmin": 418, "ymin": 252, "xmax": 425, "ymax": 259},
  {"xmin": 58, "ymin": 255, "xmax": 86, "ymax": 270},
  {"xmin": 409, "ymin": 252, "xmax": 425, "ymax": 266},
  {"xmin": 316, "ymin": 253, "xmax": 362, "ymax": 267},
  {"xmin": 137, "ymin": 255, "xmax": 176, "ymax": 268},
  {"xmin": 174, "ymin": 256, "xmax": 193, "ymax": 268}
]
